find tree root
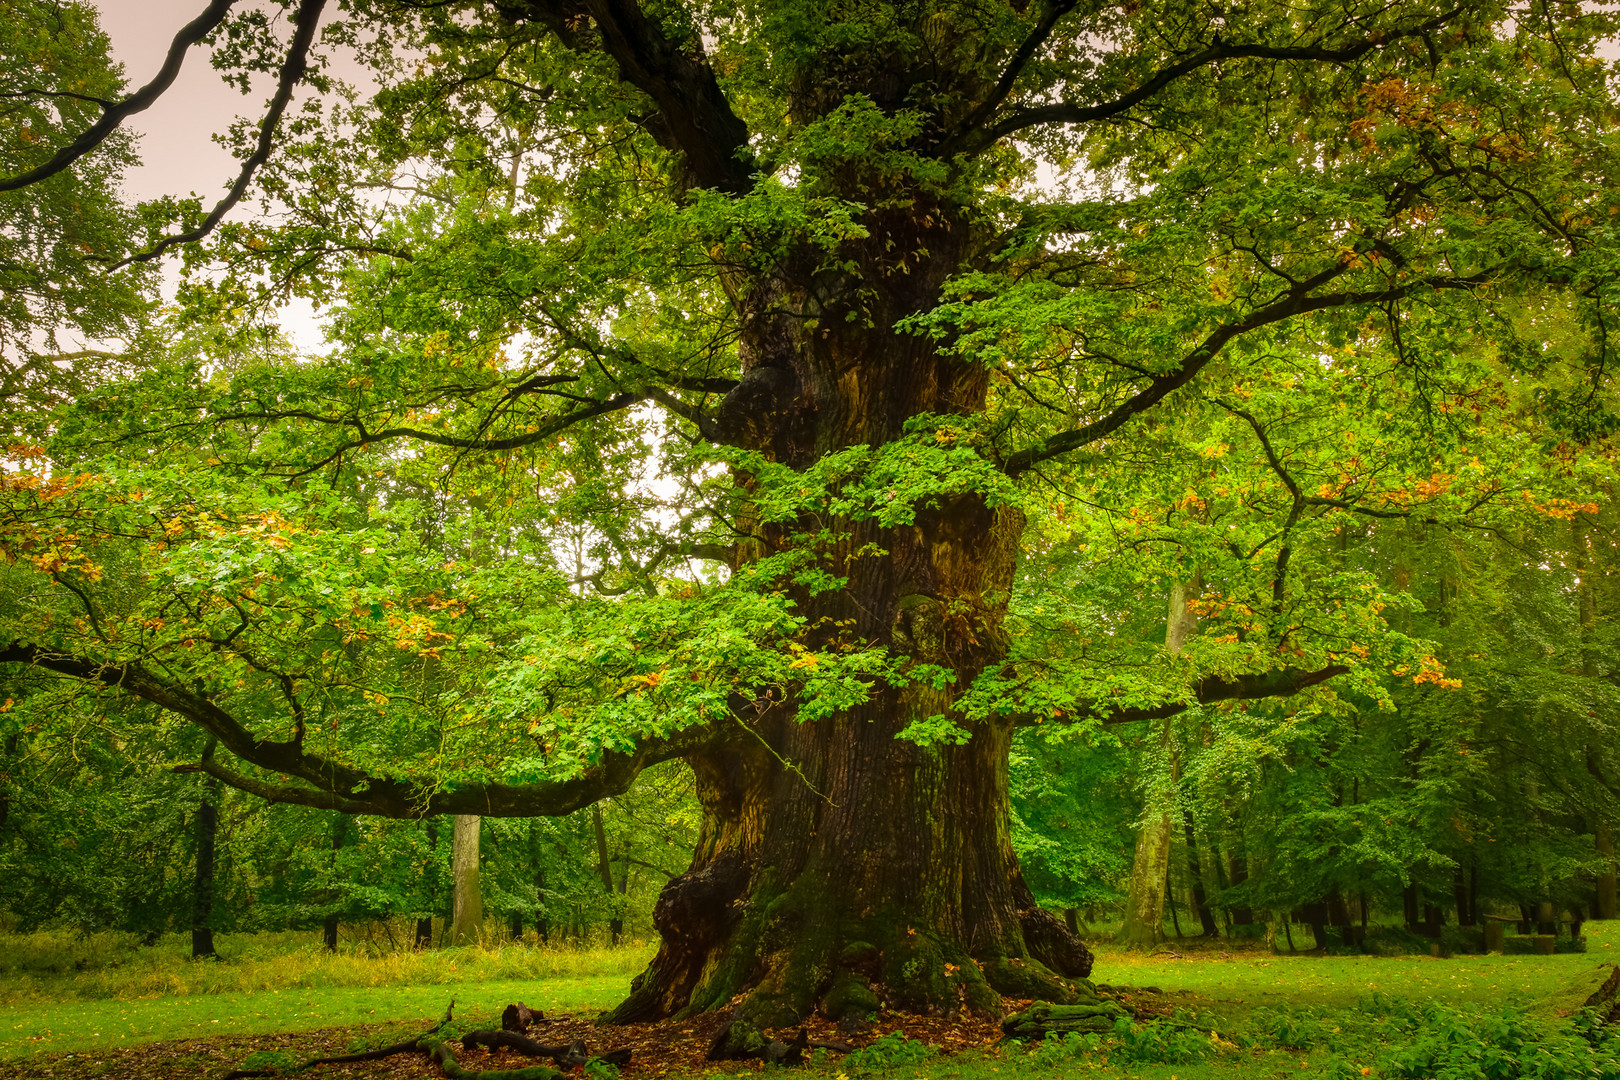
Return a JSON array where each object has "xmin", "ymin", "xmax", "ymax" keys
[{"xmin": 219, "ymin": 1000, "xmax": 632, "ymax": 1079}]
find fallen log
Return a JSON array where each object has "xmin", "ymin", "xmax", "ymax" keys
[
  {"xmin": 220, "ymin": 1000, "xmax": 461, "ymax": 1079},
  {"xmin": 501, "ymin": 1002, "xmax": 542, "ymax": 1033},
  {"xmin": 218, "ymin": 1000, "xmax": 631, "ymax": 1079},
  {"xmin": 1000, "ymin": 1001, "xmax": 1127, "ymax": 1040},
  {"xmin": 459, "ymin": 1031, "xmax": 591, "ymax": 1067},
  {"xmin": 429, "ymin": 1039, "xmax": 564, "ymax": 1080}
]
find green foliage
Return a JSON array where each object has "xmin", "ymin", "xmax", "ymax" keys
[
  {"xmin": 845, "ymin": 1031, "xmax": 937, "ymax": 1072},
  {"xmin": 0, "ymin": 0, "xmax": 154, "ymax": 429},
  {"xmin": 1109, "ymin": 1014, "xmax": 1214, "ymax": 1066}
]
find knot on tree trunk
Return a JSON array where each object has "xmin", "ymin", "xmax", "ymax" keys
[
  {"xmin": 1017, "ymin": 894, "xmax": 1094, "ymax": 979},
  {"xmin": 654, "ymin": 850, "xmax": 750, "ymax": 945}
]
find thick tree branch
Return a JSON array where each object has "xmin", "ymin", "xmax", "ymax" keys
[
  {"xmin": 1002, "ymin": 268, "xmax": 1490, "ymax": 474},
  {"xmin": 937, "ymin": 0, "xmax": 1079, "ymax": 156},
  {"xmin": 0, "ymin": 641, "xmax": 727, "ymax": 817},
  {"xmin": 510, "ymin": 0, "xmax": 754, "ymax": 194},
  {"xmin": 1014, "ymin": 663, "xmax": 1350, "ymax": 730},
  {"xmin": 961, "ymin": 9, "xmax": 1464, "ymax": 154},
  {"xmin": 0, "ymin": 0, "xmax": 239, "ymax": 192},
  {"xmin": 270, "ymin": 391, "xmax": 644, "ymax": 477},
  {"xmin": 112, "ymin": 0, "xmax": 328, "ymax": 267}
]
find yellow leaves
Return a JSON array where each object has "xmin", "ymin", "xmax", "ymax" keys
[
  {"xmin": 1412, "ymin": 472, "xmax": 1454, "ymax": 498},
  {"xmin": 386, "ymin": 611, "xmax": 452, "ymax": 655},
  {"xmin": 1520, "ymin": 492, "xmax": 1599, "ymax": 521},
  {"xmin": 789, "ymin": 652, "xmax": 820, "ymax": 670},
  {"xmin": 1199, "ymin": 443, "xmax": 1230, "ymax": 459},
  {"xmin": 1402, "ymin": 654, "xmax": 1462, "ymax": 691}
]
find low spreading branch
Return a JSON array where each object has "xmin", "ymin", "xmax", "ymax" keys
[{"xmin": 0, "ymin": 642, "xmax": 727, "ymax": 818}]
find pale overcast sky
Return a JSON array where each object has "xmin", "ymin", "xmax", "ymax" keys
[{"xmin": 91, "ymin": 0, "xmax": 362, "ymax": 352}]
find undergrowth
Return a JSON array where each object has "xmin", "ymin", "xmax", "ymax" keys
[{"xmin": 1007, "ymin": 993, "xmax": 1620, "ymax": 1079}]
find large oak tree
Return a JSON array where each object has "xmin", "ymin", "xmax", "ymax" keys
[{"xmin": 2, "ymin": 0, "xmax": 1617, "ymax": 1039}]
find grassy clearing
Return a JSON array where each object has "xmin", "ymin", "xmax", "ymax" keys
[
  {"xmin": 2, "ymin": 924, "xmax": 1616, "ymax": 1077},
  {"xmin": 1087, "ymin": 920, "xmax": 1619, "ymax": 1018},
  {"xmin": 0, "ymin": 929, "xmax": 653, "ymax": 1062},
  {"xmin": 0, "ymin": 978, "xmax": 634, "ymax": 1062},
  {"xmin": 0, "ymin": 928, "xmax": 653, "ymax": 1005}
]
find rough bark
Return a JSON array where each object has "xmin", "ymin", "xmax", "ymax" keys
[
  {"xmin": 602, "ymin": 476, "xmax": 1097, "ymax": 1030},
  {"xmin": 452, "ymin": 814, "xmax": 483, "ymax": 946}
]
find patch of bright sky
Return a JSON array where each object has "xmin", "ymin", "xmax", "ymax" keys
[{"xmin": 91, "ymin": 0, "xmax": 373, "ymax": 356}]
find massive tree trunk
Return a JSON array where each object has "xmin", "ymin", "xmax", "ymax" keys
[
  {"xmin": 604, "ymin": 425, "xmax": 1094, "ymax": 1030},
  {"xmin": 594, "ymin": 188, "xmax": 1097, "ymax": 1036},
  {"xmin": 604, "ymin": 713, "xmax": 1092, "ymax": 1032}
]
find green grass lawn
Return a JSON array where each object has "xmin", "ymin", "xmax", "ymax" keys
[
  {"xmin": 0, "ymin": 974, "xmax": 634, "ymax": 1061},
  {"xmin": 1, "ymin": 923, "xmax": 1615, "ymax": 1078},
  {"xmin": 1089, "ymin": 920, "xmax": 1619, "ymax": 1018}
]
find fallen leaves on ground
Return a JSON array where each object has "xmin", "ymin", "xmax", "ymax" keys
[{"xmin": 1, "ymin": 988, "xmax": 1193, "ymax": 1080}]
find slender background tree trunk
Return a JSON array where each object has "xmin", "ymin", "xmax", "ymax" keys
[
  {"xmin": 451, "ymin": 814, "xmax": 482, "ymax": 946},
  {"xmin": 191, "ymin": 774, "xmax": 219, "ymax": 960},
  {"xmin": 593, "ymin": 804, "xmax": 623, "ymax": 945},
  {"xmin": 1118, "ymin": 573, "xmax": 1199, "ymax": 947}
]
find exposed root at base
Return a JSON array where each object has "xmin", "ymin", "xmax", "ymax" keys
[{"xmin": 1585, "ymin": 963, "xmax": 1620, "ymax": 1027}]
